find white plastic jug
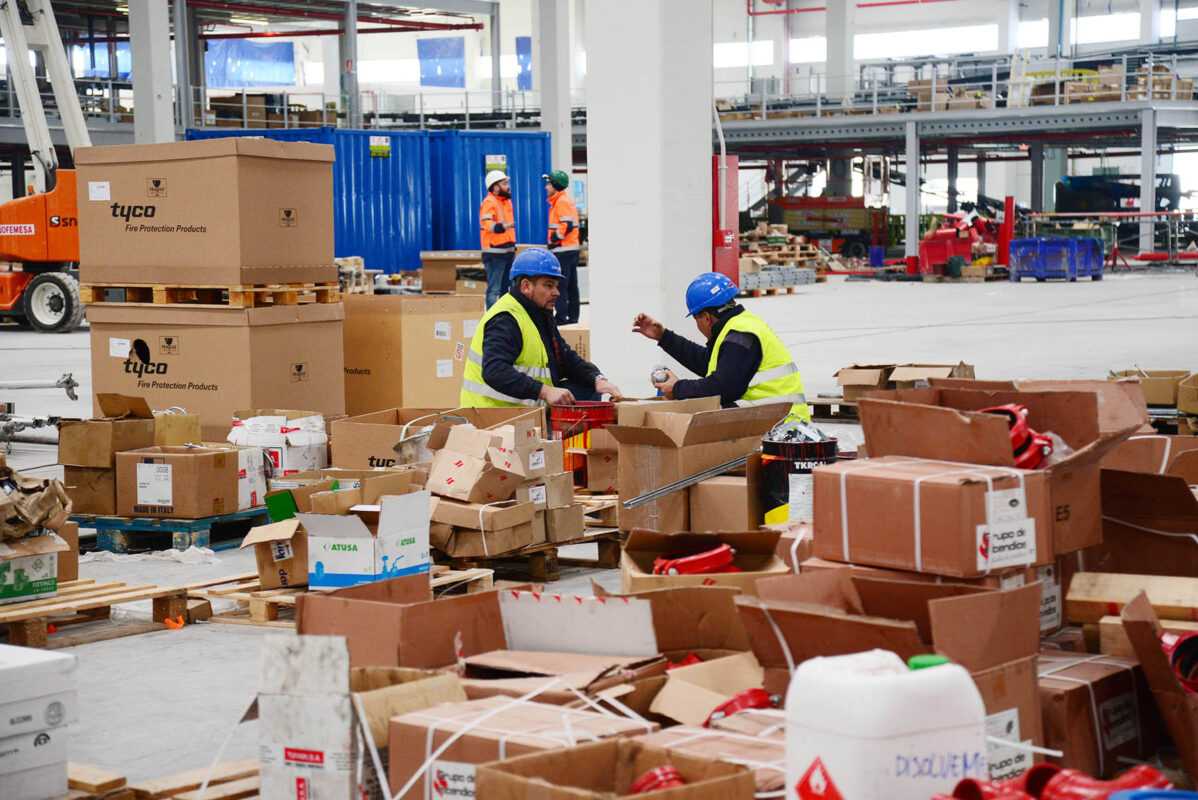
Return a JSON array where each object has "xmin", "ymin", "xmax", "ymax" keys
[{"xmin": 786, "ymin": 649, "xmax": 987, "ymax": 800}]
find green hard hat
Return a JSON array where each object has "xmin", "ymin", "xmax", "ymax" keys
[{"xmin": 542, "ymin": 170, "xmax": 570, "ymax": 190}]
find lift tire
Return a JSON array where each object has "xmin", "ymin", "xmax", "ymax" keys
[
  {"xmin": 842, "ymin": 240, "xmax": 869, "ymax": 259},
  {"xmin": 22, "ymin": 272, "xmax": 84, "ymax": 333}
]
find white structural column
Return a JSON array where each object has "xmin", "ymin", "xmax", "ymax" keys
[
  {"xmin": 1042, "ymin": 148, "xmax": 1067, "ymax": 211},
  {"xmin": 997, "ymin": 0, "xmax": 1021, "ymax": 52},
  {"xmin": 1141, "ymin": 109, "xmax": 1157, "ymax": 253},
  {"xmin": 1048, "ymin": 0, "xmax": 1074, "ymax": 57},
  {"xmin": 905, "ymin": 121, "xmax": 920, "ymax": 258},
  {"xmin": 128, "ymin": 0, "xmax": 174, "ymax": 143},
  {"xmin": 825, "ymin": 0, "xmax": 855, "ymax": 101},
  {"xmin": 490, "ymin": 9, "xmax": 502, "ymax": 112},
  {"xmin": 172, "ymin": 0, "xmax": 192, "ymax": 129},
  {"xmin": 537, "ymin": 0, "xmax": 573, "ymax": 172},
  {"xmin": 588, "ymin": 0, "xmax": 713, "ymax": 392},
  {"xmin": 1140, "ymin": 0, "xmax": 1161, "ymax": 44}
]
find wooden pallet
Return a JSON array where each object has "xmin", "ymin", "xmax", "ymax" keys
[
  {"xmin": 809, "ymin": 397, "xmax": 859, "ymax": 423},
  {"xmin": 127, "ymin": 759, "xmax": 259, "ymax": 800},
  {"xmin": 73, "ymin": 508, "xmax": 270, "ymax": 554},
  {"xmin": 0, "ymin": 579, "xmax": 187, "ymax": 647},
  {"xmin": 576, "ymin": 493, "xmax": 619, "ymax": 527},
  {"xmin": 80, "ymin": 281, "xmax": 340, "ymax": 309},
  {"xmin": 68, "ymin": 763, "xmax": 133, "ymax": 799},
  {"xmin": 185, "ymin": 572, "xmax": 302, "ymax": 626},
  {"xmin": 741, "ymin": 285, "xmax": 800, "ymax": 298},
  {"xmin": 441, "ymin": 529, "xmax": 623, "ymax": 582}
]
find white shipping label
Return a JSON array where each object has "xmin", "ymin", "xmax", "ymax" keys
[
  {"xmin": 1099, "ymin": 693, "xmax": 1139, "ymax": 751},
  {"xmin": 271, "ymin": 541, "xmax": 294, "ymax": 562},
  {"xmin": 788, "ymin": 473, "xmax": 814, "ymax": 523},
  {"xmin": 529, "ymin": 449, "xmax": 546, "ymax": 471},
  {"xmin": 988, "ymin": 487, "xmax": 1028, "ymax": 525},
  {"xmin": 463, "ymin": 319, "xmax": 480, "ymax": 339},
  {"xmin": 434, "ymin": 321, "xmax": 451, "ymax": 341},
  {"xmin": 1038, "ymin": 565, "xmax": 1062, "ymax": 631},
  {"xmin": 529, "ymin": 485, "xmax": 547, "ymax": 505},
  {"xmin": 430, "ymin": 760, "xmax": 476, "ymax": 798},
  {"xmin": 985, "ymin": 708, "xmax": 1031, "ymax": 781},
  {"xmin": 109, "ymin": 337, "xmax": 131, "ymax": 358},
  {"xmin": 136, "ymin": 463, "xmax": 173, "ymax": 506},
  {"xmin": 436, "ymin": 359, "xmax": 454, "ymax": 379},
  {"xmin": 977, "ymin": 518, "xmax": 1036, "ymax": 571},
  {"xmin": 454, "ymin": 342, "xmax": 466, "ymax": 362},
  {"xmin": 1000, "ymin": 573, "xmax": 1027, "ymax": 590},
  {"xmin": 87, "ymin": 180, "xmax": 111, "ymax": 201},
  {"xmin": 260, "ymin": 743, "xmax": 353, "ymax": 773}
]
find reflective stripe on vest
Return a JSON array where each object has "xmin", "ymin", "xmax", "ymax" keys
[
  {"xmin": 459, "ymin": 293, "xmax": 552, "ymax": 408},
  {"xmin": 706, "ymin": 310, "xmax": 811, "ymax": 421}
]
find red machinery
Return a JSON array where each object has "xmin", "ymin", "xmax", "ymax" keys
[{"xmin": 769, "ymin": 195, "xmax": 889, "ymax": 258}]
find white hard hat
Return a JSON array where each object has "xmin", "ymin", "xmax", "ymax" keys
[{"xmin": 485, "ymin": 170, "xmax": 508, "ymax": 190}]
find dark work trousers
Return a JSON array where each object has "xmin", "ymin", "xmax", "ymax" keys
[
  {"xmin": 553, "ymin": 248, "xmax": 581, "ymax": 324},
  {"xmin": 482, "ymin": 250, "xmax": 515, "ymax": 309}
]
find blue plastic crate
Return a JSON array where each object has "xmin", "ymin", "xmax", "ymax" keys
[
  {"xmin": 1070, "ymin": 237, "xmax": 1105, "ymax": 280},
  {"xmin": 1039, "ymin": 238, "xmax": 1075, "ymax": 280},
  {"xmin": 1008, "ymin": 238, "xmax": 1041, "ymax": 281}
]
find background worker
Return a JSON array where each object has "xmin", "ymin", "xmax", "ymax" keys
[
  {"xmin": 631, "ymin": 272, "xmax": 811, "ymax": 420},
  {"xmin": 460, "ymin": 249, "xmax": 622, "ymax": 407},
  {"xmin": 480, "ymin": 170, "xmax": 517, "ymax": 309},
  {"xmin": 543, "ymin": 170, "xmax": 581, "ymax": 325}
]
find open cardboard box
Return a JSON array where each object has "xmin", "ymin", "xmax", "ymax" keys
[
  {"xmin": 736, "ymin": 570, "xmax": 1043, "ymax": 778},
  {"xmin": 1082, "ymin": 468, "xmax": 1198, "ymax": 578},
  {"xmin": 606, "ymin": 398, "xmax": 788, "ymax": 533},
  {"xmin": 1101, "ymin": 434, "xmax": 1198, "ymax": 481},
  {"xmin": 58, "ymin": 394, "xmax": 156, "ymax": 468},
  {"xmin": 834, "ymin": 364, "xmax": 894, "ymax": 401},
  {"xmin": 459, "ymin": 650, "xmax": 668, "ymax": 706},
  {"xmin": 1108, "ymin": 369, "xmax": 1191, "ymax": 407},
  {"xmin": 928, "ymin": 378, "xmax": 1149, "ymax": 436},
  {"xmin": 620, "ymin": 530, "xmax": 788, "ymax": 595},
  {"xmin": 635, "ymin": 725, "xmax": 784, "ymax": 794},
  {"xmin": 858, "ymin": 386, "xmax": 1142, "ymax": 556},
  {"xmin": 889, "ymin": 362, "xmax": 975, "ymax": 389}
]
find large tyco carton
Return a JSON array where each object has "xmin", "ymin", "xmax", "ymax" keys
[
  {"xmin": 228, "ymin": 409, "xmax": 328, "ymax": 475},
  {"xmin": 299, "ymin": 491, "xmax": 431, "ymax": 590},
  {"xmin": 114, "ymin": 445, "xmax": 239, "ymax": 518},
  {"xmin": 57, "ymin": 394, "xmax": 156, "ymax": 468},
  {"xmin": 342, "ymin": 295, "xmax": 484, "ymax": 414},
  {"xmin": 75, "ymin": 138, "xmax": 336, "ymax": 284},
  {"xmin": 605, "ymin": 399, "xmax": 788, "ymax": 533},
  {"xmin": 737, "ymin": 571, "xmax": 1043, "ymax": 781},
  {"xmin": 858, "ymin": 386, "xmax": 1141, "ymax": 556},
  {"xmin": 621, "ymin": 530, "xmax": 788, "ymax": 595},
  {"xmin": 88, "ymin": 304, "xmax": 345, "ymax": 441}
]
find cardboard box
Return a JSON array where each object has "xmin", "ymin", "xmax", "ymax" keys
[
  {"xmin": 1179, "ymin": 374, "xmax": 1198, "ymax": 415},
  {"xmin": 419, "ymin": 251, "xmax": 482, "ymax": 293},
  {"xmin": 516, "ymin": 472, "xmax": 574, "ymax": 511},
  {"xmin": 1038, "ymin": 650, "xmax": 1159, "ymax": 777},
  {"xmin": 0, "ymin": 534, "xmax": 68, "ymax": 604},
  {"xmin": 390, "ymin": 699, "xmax": 659, "ymax": 800},
  {"xmin": 813, "ymin": 455, "xmax": 1052, "ymax": 578},
  {"xmin": 331, "ymin": 407, "xmax": 543, "ymax": 470},
  {"xmin": 834, "ymin": 363, "xmax": 893, "ymax": 401},
  {"xmin": 63, "ymin": 466, "xmax": 116, "ymax": 515},
  {"xmin": 227, "ymin": 409, "xmax": 328, "ymax": 475},
  {"xmin": 858, "ymin": 387, "xmax": 1141, "ymax": 557},
  {"xmin": 606, "ymin": 399, "xmax": 788, "ymax": 533},
  {"xmin": 474, "ymin": 738, "xmax": 753, "ymax": 800},
  {"xmin": 0, "ymin": 645, "xmax": 77, "ymax": 738},
  {"xmin": 88, "ymin": 303, "xmax": 346, "ymax": 442},
  {"xmin": 544, "ymin": 503, "xmax": 586, "ymax": 543},
  {"xmin": 558, "ymin": 322, "xmax": 590, "ymax": 360},
  {"xmin": 342, "ymin": 295, "xmax": 484, "ymax": 415},
  {"xmin": 299, "ymin": 491, "xmax": 431, "ymax": 589},
  {"xmin": 1101, "ymin": 434, "xmax": 1198, "ymax": 477},
  {"xmin": 56, "ymin": 521, "xmax": 78, "ymax": 583},
  {"xmin": 585, "ymin": 448, "xmax": 618, "ymax": 493},
  {"xmin": 200, "ymin": 442, "xmax": 268, "ymax": 510},
  {"xmin": 241, "ymin": 518, "xmax": 309, "ymax": 589},
  {"xmin": 426, "ymin": 427, "xmax": 522, "ymax": 504},
  {"xmin": 635, "ymin": 727, "xmax": 784, "ymax": 794},
  {"xmin": 647, "ymin": 651, "xmax": 763, "ymax": 727},
  {"xmin": 1109, "ymin": 369, "xmax": 1191, "ymax": 407},
  {"xmin": 76, "ymin": 138, "xmax": 336, "ymax": 284},
  {"xmin": 298, "ymin": 579, "xmax": 748, "ymax": 669},
  {"xmin": 58, "ymin": 394, "xmax": 156, "ymax": 468},
  {"xmin": 737, "ymin": 571, "xmax": 1043, "ymax": 777},
  {"xmin": 889, "ymin": 361, "xmax": 975, "ymax": 389},
  {"xmin": 455, "ymin": 277, "xmax": 485, "ymax": 295},
  {"xmin": 430, "ymin": 497, "xmax": 536, "ymax": 558},
  {"xmin": 622, "ymin": 530, "xmax": 788, "ymax": 595},
  {"xmin": 1085, "ymin": 468, "xmax": 1198, "ymax": 577},
  {"xmin": 153, "ymin": 410, "xmax": 202, "ymax": 445},
  {"xmin": 0, "ymin": 730, "xmax": 68, "ymax": 800},
  {"xmin": 775, "ymin": 523, "xmax": 811, "ymax": 572},
  {"xmin": 689, "ymin": 475, "xmax": 762, "ymax": 532},
  {"xmin": 487, "ymin": 438, "xmax": 565, "ymax": 481},
  {"xmin": 255, "ymin": 634, "xmax": 466, "ymax": 800},
  {"xmin": 115, "ymin": 445, "xmax": 239, "ymax": 518}
]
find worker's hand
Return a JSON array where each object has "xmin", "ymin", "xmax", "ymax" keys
[
  {"xmin": 652, "ymin": 369, "xmax": 678, "ymax": 399},
  {"xmin": 595, "ymin": 377, "xmax": 623, "ymax": 401},
  {"xmin": 632, "ymin": 313, "xmax": 665, "ymax": 341},
  {"xmin": 540, "ymin": 385, "xmax": 576, "ymax": 406}
]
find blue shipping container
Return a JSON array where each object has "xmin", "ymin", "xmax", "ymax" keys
[
  {"xmin": 428, "ymin": 130, "xmax": 551, "ymax": 250},
  {"xmin": 185, "ymin": 127, "xmax": 431, "ymax": 273}
]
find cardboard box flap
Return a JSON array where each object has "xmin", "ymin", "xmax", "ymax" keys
[
  {"xmin": 1103, "ymin": 435, "xmax": 1198, "ymax": 476},
  {"xmin": 241, "ymin": 518, "xmax": 301, "ymax": 548},
  {"xmin": 754, "ymin": 570, "xmax": 866, "ymax": 615},
  {"xmin": 648, "ymin": 652, "xmax": 764, "ymax": 727},
  {"xmin": 0, "ymin": 533, "xmax": 68, "ymax": 558},
  {"xmin": 75, "ymin": 137, "xmax": 335, "ymax": 165},
  {"xmin": 294, "ymin": 511, "xmax": 373, "ymax": 540},
  {"xmin": 96, "ymin": 394, "xmax": 154, "ymax": 420},
  {"xmin": 933, "ymin": 388, "xmax": 1101, "ymax": 451},
  {"xmin": 624, "ymin": 586, "xmax": 750, "ymax": 653},
  {"xmin": 835, "ymin": 364, "xmax": 894, "ymax": 385},
  {"xmin": 625, "ymin": 529, "xmax": 782, "ymax": 556},
  {"xmin": 614, "ymin": 397, "xmax": 720, "ymax": 427},
  {"xmin": 1121, "ymin": 592, "xmax": 1198, "ymax": 779},
  {"xmin": 926, "ymin": 582, "xmax": 1041, "ymax": 671},
  {"xmin": 859, "ymin": 398, "xmax": 1017, "ymax": 467},
  {"xmin": 1101, "ymin": 468, "xmax": 1198, "ymax": 530},
  {"xmin": 656, "ymin": 403, "xmax": 789, "ymax": 447},
  {"xmin": 852, "ymin": 577, "xmax": 986, "ymax": 643},
  {"xmin": 889, "ymin": 363, "xmax": 973, "ymax": 383},
  {"xmin": 441, "ymin": 424, "xmax": 502, "ymax": 458},
  {"xmin": 463, "ymin": 650, "xmax": 652, "ymax": 682}
]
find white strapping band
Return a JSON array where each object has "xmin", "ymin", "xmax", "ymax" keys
[
  {"xmin": 1102, "ymin": 515, "xmax": 1198, "ymax": 546},
  {"xmin": 1128, "ymin": 434, "xmax": 1173, "ymax": 474},
  {"xmin": 1038, "ymin": 654, "xmax": 1143, "ymax": 778}
]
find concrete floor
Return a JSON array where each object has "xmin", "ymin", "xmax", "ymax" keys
[{"xmin": 1, "ymin": 271, "xmax": 1195, "ymax": 781}]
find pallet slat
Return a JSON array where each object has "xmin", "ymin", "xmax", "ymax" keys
[
  {"xmin": 128, "ymin": 760, "xmax": 258, "ymax": 800},
  {"xmin": 81, "ymin": 281, "xmax": 340, "ymax": 309},
  {"xmin": 69, "ymin": 763, "xmax": 127, "ymax": 794}
]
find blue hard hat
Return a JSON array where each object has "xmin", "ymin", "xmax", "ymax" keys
[
  {"xmin": 510, "ymin": 249, "xmax": 563, "ymax": 280},
  {"xmin": 685, "ymin": 273, "xmax": 738, "ymax": 316}
]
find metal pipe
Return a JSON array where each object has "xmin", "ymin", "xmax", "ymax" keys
[
  {"xmin": 746, "ymin": 0, "xmax": 958, "ymax": 13},
  {"xmin": 184, "ymin": 0, "xmax": 479, "ymax": 29},
  {"xmin": 713, "ymin": 99, "xmax": 727, "ymax": 231}
]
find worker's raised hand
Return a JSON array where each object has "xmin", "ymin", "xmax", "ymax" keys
[
  {"xmin": 540, "ymin": 385, "xmax": 577, "ymax": 406},
  {"xmin": 632, "ymin": 313, "xmax": 665, "ymax": 341}
]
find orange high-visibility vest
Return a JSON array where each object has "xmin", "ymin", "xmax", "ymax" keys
[
  {"xmin": 480, "ymin": 193, "xmax": 516, "ymax": 251},
  {"xmin": 547, "ymin": 190, "xmax": 580, "ymax": 251}
]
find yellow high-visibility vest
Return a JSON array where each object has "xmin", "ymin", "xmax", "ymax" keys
[
  {"xmin": 459, "ymin": 293, "xmax": 551, "ymax": 407},
  {"xmin": 706, "ymin": 310, "xmax": 811, "ymax": 421}
]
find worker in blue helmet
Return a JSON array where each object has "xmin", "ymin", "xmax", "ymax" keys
[
  {"xmin": 461, "ymin": 248, "xmax": 622, "ymax": 407},
  {"xmin": 632, "ymin": 273, "xmax": 811, "ymax": 420}
]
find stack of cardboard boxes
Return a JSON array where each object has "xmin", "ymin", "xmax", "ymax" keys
[{"xmin": 75, "ymin": 139, "xmax": 346, "ymax": 441}]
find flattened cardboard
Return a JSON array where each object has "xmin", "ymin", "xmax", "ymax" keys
[
  {"xmin": 621, "ymin": 530, "xmax": 788, "ymax": 595},
  {"xmin": 241, "ymin": 518, "xmax": 308, "ymax": 589},
  {"xmin": 935, "ymin": 378, "xmax": 1150, "ymax": 436},
  {"xmin": 1085, "ymin": 468, "xmax": 1198, "ymax": 577}
]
